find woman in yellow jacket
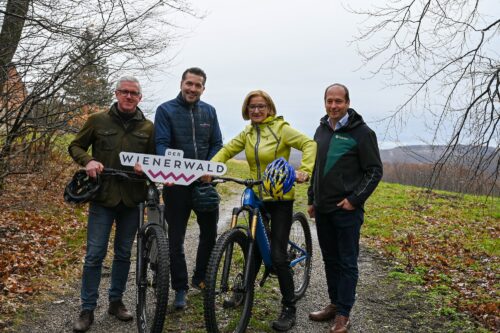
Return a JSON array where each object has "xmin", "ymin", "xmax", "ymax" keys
[{"xmin": 211, "ymin": 90, "xmax": 317, "ymax": 331}]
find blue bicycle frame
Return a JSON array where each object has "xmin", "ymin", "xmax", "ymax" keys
[
  {"xmin": 238, "ymin": 186, "xmax": 309, "ymax": 272},
  {"xmin": 204, "ymin": 176, "xmax": 313, "ymax": 333}
]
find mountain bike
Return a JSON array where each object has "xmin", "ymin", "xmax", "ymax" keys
[
  {"xmin": 100, "ymin": 169, "xmax": 169, "ymax": 333},
  {"xmin": 203, "ymin": 176, "xmax": 312, "ymax": 333}
]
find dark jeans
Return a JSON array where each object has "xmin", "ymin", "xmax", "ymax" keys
[
  {"xmin": 163, "ymin": 185, "xmax": 218, "ymax": 291},
  {"xmin": 264, "ymin": 200, "xmax": 295, "ymax": 308},
  {"xmin": 315, "ymin": 207, "xmax": 363, "ymax": 316},
  {"xmin": 81, "ymin": 202, "xmax": 139, "ymax": 310}
]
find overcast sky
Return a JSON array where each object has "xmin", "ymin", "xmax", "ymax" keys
[{"xmin": 136, "ymin": 0, "xmax": 497, "ymax": 149}]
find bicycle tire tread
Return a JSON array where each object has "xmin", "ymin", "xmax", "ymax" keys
[
  {"xmin": 137, "ymin": 224, "xmax": 170, "ymax": 333},
  {"xmin": 204, "ymin": 228, "xmax": 254, "ymax": 333},
  {"xmin": 292, "ymin": 212, "xmax": 313, "ymax": 300}
]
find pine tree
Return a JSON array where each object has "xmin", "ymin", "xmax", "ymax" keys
[{"xmin": 65, "ymin": 28, "xmax": 113, "ymax": 111}]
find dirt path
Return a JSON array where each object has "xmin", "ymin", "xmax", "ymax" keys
[{"xmin": 15, "ymin": 194, "xmax": 474, "ymax": 333}]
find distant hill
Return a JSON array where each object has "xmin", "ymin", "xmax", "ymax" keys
[
  {"xmin": 234, "ymin": 145, "xmax": 497, "ymax": 169},
  {"xmin": 380, "ymin": 145, "xmax": 496, "ymax": 164},
  {"xmin": 232, "ymin": 145, "xmax": 498, "ymax": 195},
  {"xmin": 380, "ymin": 145, "xmax": 498, "ymax": 177}
]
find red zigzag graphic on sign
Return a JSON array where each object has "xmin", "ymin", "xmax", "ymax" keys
[{"xmin": 147, "ymin": 170, "xmax": 196, "ymax": 182}]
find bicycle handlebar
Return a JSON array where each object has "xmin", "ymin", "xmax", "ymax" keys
[
  {"xmin": 211, "ymin": 176, "xmax": 263, "ymax": 187},
  {"xmin": 100, "ymin": 168, "xmax": 148, "ymax": 182}
]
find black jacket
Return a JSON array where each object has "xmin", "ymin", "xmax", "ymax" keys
[
  {"xmin": 154, "ymin": 93, "xmax": 223, "ymax": 160},
  {"xmin": 308, "ymin": 109, "xmax": 383, "ymax": 213}
]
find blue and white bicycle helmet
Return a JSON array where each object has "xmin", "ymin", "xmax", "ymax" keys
[{"xmin": 263, "ymin": 157, "xmax": 295, "ymax": 199}]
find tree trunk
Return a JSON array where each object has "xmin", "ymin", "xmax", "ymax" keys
[{"xmin": 0, "ymin": 0, "xmax": 30, "ymax": 92}]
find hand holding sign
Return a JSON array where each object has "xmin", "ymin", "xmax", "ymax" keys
[{"xmin": 120, "ymin": 149, "xmax": 227, "ymax": 186}]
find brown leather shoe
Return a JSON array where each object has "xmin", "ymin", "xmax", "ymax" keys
[
  {"xmin": 108, "ymin": 300, "xmax": 133, "ymax": 321},
  {"xmin": 309, "ymin": 304, "xmax": 337, "ymax": 321},
  {"xmin": 330, "ymin": 315, "xmax": 350, "ymax": 333},
  {"xmin": 73, "ymin": 309, "xmax": 94, "ymax": 332}
]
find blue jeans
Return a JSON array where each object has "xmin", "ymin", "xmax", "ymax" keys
[
  {"xmin": 81, "ymin": 202, "xmax": 139, "ymax": 310},
  {"xmin": 315, "ymin": 208, "xmax": 364, "ymax": 316}
]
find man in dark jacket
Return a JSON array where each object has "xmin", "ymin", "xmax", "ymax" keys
[
  {"xmin": 154, "ymin": 67, "xmax": 223, "ymax": 309},
  {"xmin": 69, "ymin": 76, "xmax": 155, "ymax": 332},
  {"xmin": 307, "ymin": 83, "xmax": 382, "ymax": 333}
]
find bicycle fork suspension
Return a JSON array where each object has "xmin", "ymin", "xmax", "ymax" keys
[
  {"xmin": 241, "ymin": 209, "xmax": 259, "ymax": 289},
  {"xmin": 219, "ymin": 208, "xmax": 240, "ymax": 292}
]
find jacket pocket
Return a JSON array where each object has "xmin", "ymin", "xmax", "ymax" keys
[
  {"xmin": 96, "ymin": 129, "xmax": 118, "ymax": 151},
  {"xmin": 130, "ymin": 130, "xmax": 149, "ymax": 149},
  {"xmin": 196, "ymin": 123, "xmax": 211, "ymax": 143}
]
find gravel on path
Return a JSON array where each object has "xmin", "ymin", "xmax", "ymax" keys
[{"xmin": 15, "ymin": 193, "xmax": 473, "ymax": 333}]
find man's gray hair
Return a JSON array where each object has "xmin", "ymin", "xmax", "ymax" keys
[{"xmin": 115, "ymin": 76, "xmax": 142, "ymax": 94}]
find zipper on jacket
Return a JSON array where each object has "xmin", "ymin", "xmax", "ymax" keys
[
  {"xmin": 253, "ymin": 124, "xmax": 263, "ymax": 199},
  {"xmin": 266, "ymin": 125, "xmax": 280, "ymax": 160},
  {"xmin": 190, "ymin": 106, "xmax": 199, "ymax": 159}
]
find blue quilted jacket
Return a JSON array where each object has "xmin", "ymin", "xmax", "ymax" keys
[{"xmin": 154, "ymin": 93, "xmax": 223, "ymax": 160}]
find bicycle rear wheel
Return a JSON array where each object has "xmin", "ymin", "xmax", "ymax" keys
[
  {"xmin": 204, "ymin": 228, "xmax": 254, "ymax": 333},
  {"xmin": 289, "ymin": 212, "xmax": 312, "ymax": 299},
  {"xmin": 136, "ymin": 224, "xmax": 170, "ymax": 333}
]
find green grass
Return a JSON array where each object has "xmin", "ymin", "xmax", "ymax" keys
[
  {"xmin": 219, "ymin": 160, "xmax": 499, "ymax": 331},
  {"xmin": 388, "ymin": 270, "xmax": 425, "ymax": 284},
  {"xmin": 6, "ymin": 156, "xmax": 495, "ymax": 332},
  {"xmin": 363, "ymin": 182, "xmax": 499, "ymax": 331}
]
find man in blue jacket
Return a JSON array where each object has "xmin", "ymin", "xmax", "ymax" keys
[
  {"xmin": 155, "ymin": 67, "xmax": 223, "ymax": 309},
  {"xmin": 307, "ymin": 83, "xmax": 382, "ymax": 333}
]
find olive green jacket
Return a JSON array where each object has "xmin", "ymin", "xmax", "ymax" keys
[
  {"xmin": 212, "ymin": 115, "xmax": 317, "ymax": 201},
  {"xmin": 68, "ymin": 103, "xmax": 155, "ymax": 207}
]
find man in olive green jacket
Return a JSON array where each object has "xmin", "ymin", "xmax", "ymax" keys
[{"xmin": 68, "ymin": 76, "xmax": 154, "ymax": 332}]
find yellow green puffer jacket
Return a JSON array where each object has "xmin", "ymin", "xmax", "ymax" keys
[{"xmin": 211, "ymin": 115, "xmax": 317, "ymax": 201}]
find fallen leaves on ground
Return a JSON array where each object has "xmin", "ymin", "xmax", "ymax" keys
[
  {"xmin": 364, "ymin": 185, "xmax": 499, "ymax": 331},
  {"xmin": 0, "ymin": 152, "xmax": 85, "ymax": 318}
]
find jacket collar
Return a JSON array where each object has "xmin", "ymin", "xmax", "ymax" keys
[
  {"xmin": 175, "ymin": 92, "xmax": 200, "ymax": 108},
  {"xmin": 253, "ymin": 115, "xmax": 283, "ymax": 126},
  {"xmin": 320, "ymin": 108, "xmax": 364, "ymax": 130},
  {"xmin": 109, "ymin": 102, "xmax": 145, "ymax": 121}
]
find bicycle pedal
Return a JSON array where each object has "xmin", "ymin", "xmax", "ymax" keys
[{"xmin": 222, "ymin": 299, "xmax": 236, "ymax": 309}]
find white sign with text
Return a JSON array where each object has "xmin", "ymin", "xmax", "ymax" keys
[{"xmin": 119, "ymin": 149, "xmax": 227, "ymax": 185}]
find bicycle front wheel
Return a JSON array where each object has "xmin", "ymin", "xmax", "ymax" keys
[
  {"xmin": 136, "ymin": 224, "xmax": 170, "ymax": 333},
  {"xmin": 204, "ymin": 228, "xmax": 254, "ymax": 333},
  {"xmin": 289, "ymin": 212, "xmax": 312, "ymax": 299}
]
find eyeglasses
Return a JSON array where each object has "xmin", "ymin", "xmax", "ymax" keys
[
  {"xmin": 247, "ymin": 104, "xmax": 268, "ymax": 111},
  {"xmin": 116, "ymin": 89, "xmax": 141, "ymax": 97}
]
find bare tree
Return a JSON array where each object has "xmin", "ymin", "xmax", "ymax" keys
[
  {"xmin": 0, "ymin": 0, "xmax": 196, "ymax": 188},
  {"xmin": 350, "ymin": 0, "xmax": 499, "ymax": 194}
]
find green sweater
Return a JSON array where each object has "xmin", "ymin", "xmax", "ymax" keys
[
  {"xmin": 68, "ymin": 103, "xmax": 155, "ymax": 207},
  {"xmin": 212, "ymin": 115, "xmax": 316, "ymax": 201}
]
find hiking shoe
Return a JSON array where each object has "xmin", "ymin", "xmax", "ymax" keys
[
  {"xmin": 330, "ymin": 315, "xmax": 351, "ymax": 333},
  {"xmin": 309, "ymin": 303, "xmax": 337, "ymax": 321},
  {"xmin": 174, "ymin": 290, "xmax": 187, "ymax": 310},
  {"xmin": 73, "ymin": 309, "xmax": 94, "ymax": 332},
  {"xmin": 108, "ymin": 299, "xmax": 133, "ymax": 321},
  {"xmin": 271, "ymin": 306, "xmax": 296, "ymax": 331}
]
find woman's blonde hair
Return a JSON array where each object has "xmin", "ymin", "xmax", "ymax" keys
[{"xmin": 241, "ymin": 90, "xmax": 277, "ymax": 120}]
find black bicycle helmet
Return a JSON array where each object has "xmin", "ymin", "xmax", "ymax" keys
[
  {"xmin": 64, "ymin": 170, "xmax": 101, "ymax": 204},
  {"xmin": 263, "ymin": 157, "xmax": 296, "ymax": 199},
  {"xmin": 192, "ymin": 183, "xmax": 220, "ymax": 212}
]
